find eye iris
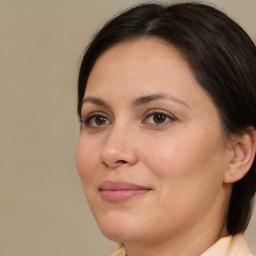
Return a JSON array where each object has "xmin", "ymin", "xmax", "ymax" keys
[
  {"xmin": 153, "ymin": 113, "xmax": 166, "ymax": 123},
  {"xmin": 95, "ymin": 116, "xmax": 106, "ymax": 125}
]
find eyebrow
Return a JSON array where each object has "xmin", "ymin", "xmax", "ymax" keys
[
  {"xmin": 133, "ymin": 94, "xmax": 188, "ymax": 107},
  {"xmin": 82, "ymin": 97, "xmax": 111, "ymax": 109},
  {"xmin": 81, "ymin": 93, "xmax": 188, "ymax": 109}
]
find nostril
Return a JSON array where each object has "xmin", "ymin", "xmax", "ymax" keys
[
  {"xmin": 117, "ymin": 160, "xmax": 127, "ymax": 164},
  {"xmin": 103, "ymin": 159, "xmax": 127, "ymax": 168}
]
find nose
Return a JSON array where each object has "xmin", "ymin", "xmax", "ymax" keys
[{"xmin": 100, "ymin": 125, "xmax": 138, "ymax": 168}]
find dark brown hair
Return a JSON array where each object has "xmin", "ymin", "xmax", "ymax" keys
[{"xmin": 77, "ymin": 3, "xmax": 256, "ymax": 234}]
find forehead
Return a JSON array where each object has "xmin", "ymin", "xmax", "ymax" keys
[
  {"xmin": 95, "ymin": 38, "xmax": 183, "ymax": 64},
  {"xmin": 85, "ymin": 38, "xmax": 198, "ymax": 96},
  {"xmin": 93, "ymin": 38, "xmax": 188, "ymax": 72}
]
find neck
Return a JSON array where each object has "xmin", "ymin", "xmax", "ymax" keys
[
  {"xmin": 124, "ymin": 211, "xmax": 229, "ymax": 256},
  {"xmin": 125, "ymin": 228, "xmax": 229, "ymax": 256}
]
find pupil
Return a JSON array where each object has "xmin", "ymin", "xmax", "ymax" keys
[
  {"xmin": 95, "ymin": 116, "xmax": 106, "ymax": 125},
  {"xmin": 153, "ymin": 114, "xmax": 166, "ymax": 123}
]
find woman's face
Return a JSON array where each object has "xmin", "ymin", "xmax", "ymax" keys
[{"xmin": 76, "ymin": 39, "xmax": 232, "ymax": 245}]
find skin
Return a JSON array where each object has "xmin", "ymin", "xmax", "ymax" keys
[{"xmin": 76, "ymin": 38, "xmax": 234, "ymax": 256}]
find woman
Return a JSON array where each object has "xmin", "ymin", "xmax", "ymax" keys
[{"xmin": 76, "ymin": 3, "xmax": 256, "ymax": 256}]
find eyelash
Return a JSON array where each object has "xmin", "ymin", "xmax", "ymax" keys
[
  {"xmin": 143, "ymin": 109, "xmax": 176, "ymax": 126},
  {"xmin": 80, "ymin": 110, "xmax": 176, "ymax": 128},
  {"xmin": 80, "ymin": 112, "xmax": 111, "ymax": 128}
]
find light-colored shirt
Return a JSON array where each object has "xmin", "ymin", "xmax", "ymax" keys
[{"xmin": 111, "ymin": 234, "xmax": 253, "ymax": 256}]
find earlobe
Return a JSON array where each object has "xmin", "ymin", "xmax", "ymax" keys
[{"xmin": 224, "ymin": 128, "xmax": 256, "ymax": 184}]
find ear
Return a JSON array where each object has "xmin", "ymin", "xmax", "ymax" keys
[{"xmin": 224, "ymin": 127, "xmax": 256, "ymax": 184}]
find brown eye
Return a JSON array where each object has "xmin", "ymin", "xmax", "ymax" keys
[
  {"xmin": 143, "ymin": 110, "xmax": 175, "ymax": 126},
  {"xmin": 153, "ymin": 113, "xmax": 167, "ymax": 124},
  {"xmin": 95, "ymin": 116, "xmax": 107, "ymax": 125},
  {"xmin": 81, "ymin": 114, "xmax": 111, "ymax": 128}
]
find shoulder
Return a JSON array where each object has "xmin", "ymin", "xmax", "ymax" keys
[
  {"xmin": 202, "ymin": 233, "xmax": 253, "ymax": 256},
  {"xmin": 229, "ymin": 233, "xmax": 254, "ymax": 256},
  {"xmin": 110, "ymin": 234, "xmax": 253, "ymax": 256},
  {"xmin": 110, "ymin": 246, "xmax": 126, "ymax": 256}
]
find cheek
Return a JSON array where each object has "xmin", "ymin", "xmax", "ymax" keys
[
  {"xmin": 144, "ymin": 135, "xmax": 194, "ymax": 176},
  {"xmin": 145, "ymin": 130, "xmax": 226, "ymax": 187},
  {"xmin": 144, "ymin": 133, "xmax": 227, "ymax": 223},
  {"xmin": 76, "ymin": 136, "xmax": 99, "ymax": 185}
]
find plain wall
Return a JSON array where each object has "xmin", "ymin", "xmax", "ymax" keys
[{"xmin": 0, "ymin": 0, "xmax": 255, "ymax": 255}]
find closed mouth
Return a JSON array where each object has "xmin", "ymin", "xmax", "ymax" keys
[{"xmin": 99, "ymin": 180, "xmax": 151, "ymax": 203}]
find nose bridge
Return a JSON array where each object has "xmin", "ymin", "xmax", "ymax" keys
[{"xmin": 100, "ymin": 120, "xmax": 138, "ymax": 168}]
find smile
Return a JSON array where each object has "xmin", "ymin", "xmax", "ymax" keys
[{"xmin": 99, "ymin": 181, "xmax": 151, "ymax": 203}]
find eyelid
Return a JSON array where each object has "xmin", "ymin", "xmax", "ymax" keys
[
  {"xmin": 80, "ymin": 101, "xmax": 114, "ymax": 120},
  {"xmin": 142, "ymin": 109, "xmax": 176, "ymax": 126},
  {"xmin": 81, "ymin": 110, "xmax": 110, "ymax": 120},
  {"xmin": 80, "ymin": 111, "xmax": 112, "ymax": 127},
  {"xmin": 144, "ymin": 109, "xmax": 175, "ymax": 118}
]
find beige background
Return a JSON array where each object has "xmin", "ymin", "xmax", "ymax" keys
[{"xmin": 0, "ymin": 0, "xmax": 255, "ymax": 255}]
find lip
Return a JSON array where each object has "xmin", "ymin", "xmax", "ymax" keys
[{"xmin": 99, "ymin": 181, "xmax": 151, "ymax": 203}]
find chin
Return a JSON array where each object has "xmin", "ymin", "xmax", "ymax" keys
[
  {"xmin": 101, "ymin": 228, "xmax": 129, "ymax": 243},
  {"xmin": 99, "ymin": 223, "xmax": 137, "ymax": 243},
  {"xmin": 95, "ymin": 211, "xmax": 140, "ymax": 243}
]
